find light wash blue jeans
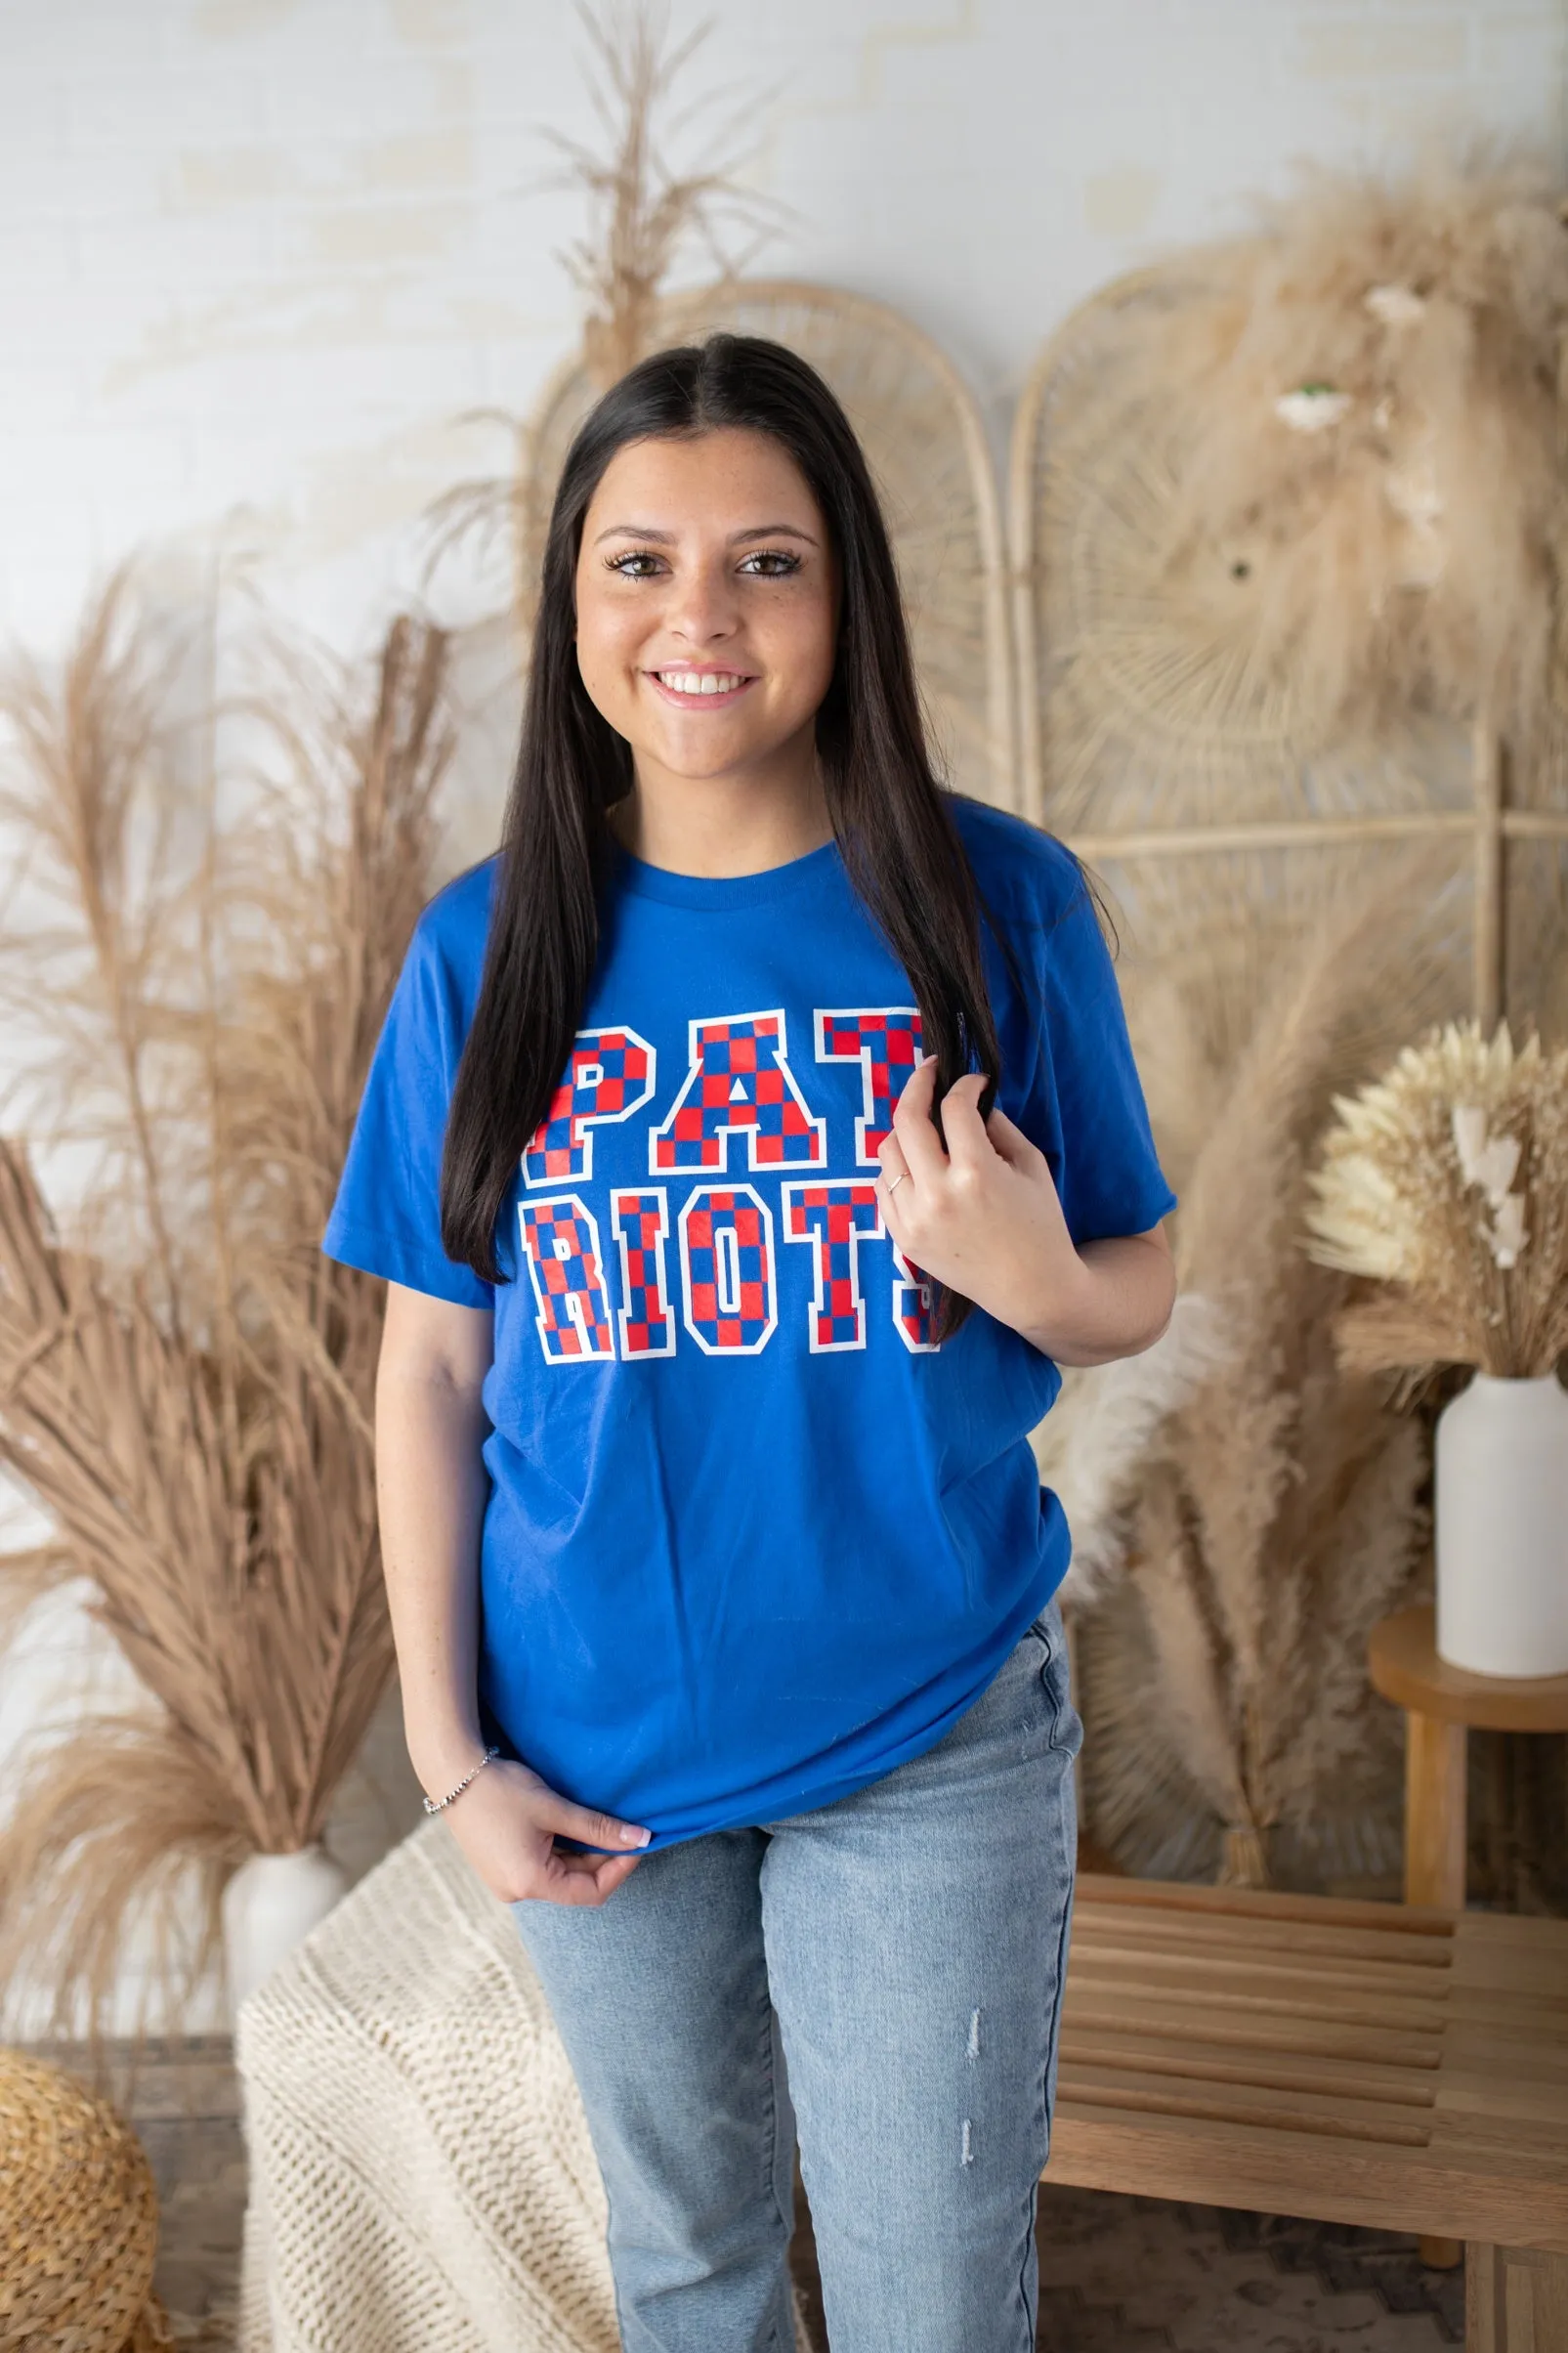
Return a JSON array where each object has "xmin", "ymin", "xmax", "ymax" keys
[{"xmin": 512, "ymin": 1601, "xmax": 1081, "ymax": 2353}]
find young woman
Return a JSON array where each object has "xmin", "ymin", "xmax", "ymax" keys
[{"xmin": 324, "ymin": 333, "xmax": 1176, "ymax": 2353}]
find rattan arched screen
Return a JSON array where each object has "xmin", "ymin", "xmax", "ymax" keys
[{"xmin": 1007, "ymin": 254, "xmax": 1568, "ymax": 1033}]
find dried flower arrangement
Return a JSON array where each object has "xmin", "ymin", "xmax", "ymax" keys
[
  {"xmin": 1023, "ymin": 153, "xmax": 1568, "ymax": 810},
  {"xmin": 1306, "ymin": 1019, "xmax": 1568, "ymax": 1382},
  {"xmin": 0, "ymin": 575, "xmax": 447, "ymax": 2051},
  {"xmin": 1064, "ymin": 869, "xmax": 1459, "ymax": 1888}
]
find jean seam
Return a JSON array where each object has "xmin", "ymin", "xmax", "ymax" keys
[
  {"xmin": 757, "ymin": 1975, "xmax": 795, "ymax": 2352},
  {"xmin": 1016, "ymin": 1736, "xmax": 1077, "ymax": 2348},
  {"xmin": 1013, "ymin": 2175, "xmax": 1042, "ymax": 2352},
  {"xmin": 1042, "ymin": 1754, "xmax": 1078, "ymax": 2131},
  {"xmin": 598, "ymin": 2159, "xmax": 635, "ymax": 2351},
  {"xmin": 1045, "ymin": 1676, "xmax": 1079, "ymax": 1754},
  {"xmin": 1040, "ymin": 1615, "xmax": 1081, "ymax": 1759},
  {"xmin": 766, "ymin": 2001, "xmax": 793, "ymax": 2244}
]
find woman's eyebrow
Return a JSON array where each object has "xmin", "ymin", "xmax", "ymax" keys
[
  {"xmin": 731, "ymin": 524, "xmax": 820, "ymax": 546},
  {"xmin": 590, "ymin": 522, "xmax": 821, "ymax": 547}
]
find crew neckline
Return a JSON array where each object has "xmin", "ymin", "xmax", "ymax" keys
[{"xmin": 610, "ymin": 833, "xmax": 844, "ymax": 910}]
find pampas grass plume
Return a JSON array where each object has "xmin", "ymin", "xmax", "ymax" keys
[
  {"xmin": 0, "ymin": 580, "xmax": 448, "ymax": 2060},
  {"xmin": 1034, "ymin": 1292, "xmax": 1232, "ymax": 1604}
]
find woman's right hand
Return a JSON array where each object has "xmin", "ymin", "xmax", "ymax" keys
[{"xmin": 433, "ymin": 1754, "xmax": 652, "ymax": 1907}]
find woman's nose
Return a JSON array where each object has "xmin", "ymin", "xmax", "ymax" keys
[{"xmin": 664, "ymin": 561, "xmax": 740, "ymax": 643}]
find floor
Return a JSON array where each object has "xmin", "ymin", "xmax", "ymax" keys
[
  {"xmin": 795, "ymin": 2184, "xmax": 1466, "ymax": 2351},
  {"xmin": 33, "ymin": 2034, "xmax": 1469, "ymax": 2351}
]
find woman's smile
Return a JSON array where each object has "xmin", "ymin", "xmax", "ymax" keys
[{"xmin": 645, "ymin": 665, "xmax": 759, "ymax": 708}]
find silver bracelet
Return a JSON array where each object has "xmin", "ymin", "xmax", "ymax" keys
[{"xmin": 423, "ymin": 1744, "xmax": 501, "ymax": 1815}]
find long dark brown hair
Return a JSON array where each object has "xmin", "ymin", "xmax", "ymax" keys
[{"xmin": 440, "ymin": 332, "xmax": 1003, "ymax": 1336}]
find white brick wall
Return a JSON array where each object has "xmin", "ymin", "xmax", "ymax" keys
[
  {"xmin": 4, "ymin": 0, "xmax": 1563, "ymax": 652},
  {"xmin": 1, "ymin": 0, "xmax": 1563, "ymax": 2030}
]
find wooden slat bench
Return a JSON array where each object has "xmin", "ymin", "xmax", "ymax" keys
[{"xmin": 1044, "ymin": 1875, "xmax": 1568, "ymax": 2352}]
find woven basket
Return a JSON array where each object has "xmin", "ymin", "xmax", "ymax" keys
[{"xmin": 0, "ymin": 2046, "xmax": 173, "ymax": 2353}]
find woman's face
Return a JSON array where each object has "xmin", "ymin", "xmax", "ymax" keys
[{"xmin": 573, "ymin": 427, "xmax": 839, "ymax": 790}]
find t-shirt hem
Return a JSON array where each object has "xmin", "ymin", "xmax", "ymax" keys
[
  {"xmin": 550, "ymin": 1555, "xmax": 1070, "ymax": 1855},
  {"xmin": 1075, "ymin": 1180, "xmax": 1178, "ymax": 1245},
  {"xmin": 1133, "ymin": 1183, "xmax": 1179, "ymax": 1229},
  {"xmin": 321, "ymin": 1215, "xmax": 493, "ymax": 1309}
]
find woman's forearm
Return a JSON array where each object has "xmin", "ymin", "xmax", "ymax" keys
[
  {"xmin": 375, "ymin": 1349, "xmax": 493, "ymax": 1797},
  {"xmin": 1014, "ymin": 1231, "xmax": 1175, "ymax": 1367}
]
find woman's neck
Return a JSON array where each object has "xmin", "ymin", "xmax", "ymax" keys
[{"xmin": 607, "ymin": 752, "xmax": 833, "ymax": 880}]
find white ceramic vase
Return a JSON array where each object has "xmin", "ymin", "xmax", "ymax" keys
[
  {"xmin": 222, "ymin": 1842, "xmax": 349, "ymax": 2021},
  {"xmin": 1434, "ymin": 1371, "xmax": 1568, "ymax": 1679}
]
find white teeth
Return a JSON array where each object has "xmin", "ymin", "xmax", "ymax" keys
[{"xmin": 657, "ymin": 671, "xmax": 746, "ymax": 695}]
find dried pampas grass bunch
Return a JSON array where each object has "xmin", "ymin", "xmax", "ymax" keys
[
  {"xmin": 1306, "ymin": 1019, "xmax": 1568, "ymax": 1381},
  {"xmin": 1032, "ymin": 1292, "xmax": 1231, "ymax": 1605},
  {"xmin": 0, "ymin": 575, "xmax": 447, "ymax": 2050},
  {"xmin": 1147, "ymin": 154, "xmax": 1568, "ymax": 753},
  {"xmin": 1029, "ymin": 153, "xmax": 1568, "ymax": 822},
  {"xmin": 428, "ymin": 0, "xmax": 784, "ymax": 636},
  {"xmin": 1074, "ymin": 869, "xmax": 1456, "ymax": 1888},
  {"xmin": 546, "ymin": 0, "xmax": 785, "ymax": 393}
]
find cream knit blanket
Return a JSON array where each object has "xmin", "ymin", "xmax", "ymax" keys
[{"xmin": 236, "ymin": 1817, "xmax": 812, "ymax": 2352}]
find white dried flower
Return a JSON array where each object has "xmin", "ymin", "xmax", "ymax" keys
[
  {"xmin": 1276, "ymin": 384, "xmax": 1353, "ymax": 432},
  {"xmin": 1449, "ymin": 1100, "xmax": 1527, "ymax": 1262},
  {"xmin": 1490, "ymin": 1192, "xmax": 1527, "ymax": 1269},
  {"xmin": 1451, "ymin": 1103, "xmax": 1487, "ymax": 1173},
  {"xmin": 1453, "ymin": 1113, "xmax": 1522, "ymax": 1207},
  {"xmin": 1365, "ymin": 281, "xmax": 1426, "ymax": 326}
]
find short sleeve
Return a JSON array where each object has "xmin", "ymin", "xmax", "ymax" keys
[
  {"xmin": 321, "ymin": 911, "xmax": 494, "ymax": 1310},
  {"xmin": 1025, "ymin": 879, "xmax": 1176, "ymax": 1247}
]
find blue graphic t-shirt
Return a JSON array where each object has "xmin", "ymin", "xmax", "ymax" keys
[{"xmin": 323, "ymin": 796, "xmax": 1175, "ymax": 1849}]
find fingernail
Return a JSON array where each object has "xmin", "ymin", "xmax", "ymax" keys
[{"xmin": 622, "ymin": 1826, "xmax": 652, "ymax": 1847}]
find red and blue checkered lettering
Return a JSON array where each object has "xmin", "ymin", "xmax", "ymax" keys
[
  {"xmin": 783, "ymin": 1180, "xmax": 883, "ymax": 1352},
  {"xmin": 652, "ymin": 1009, "xmax": 826, "ymax": 1173},
  {"xmin": 611, "ymin": 1189, "xmax": 676, "ymax": 1358},
  {"xmin": 519, "ymin": 1195, "xmax": 615, "ymax": 1362},
  {"xmin": 524, "ymin": 1026, "xmax": 656, "ymax": 1187},
  {"xmin": 678, "ymin": 1184, "xmax": 777, "ymax": 1355},
  {"xmin": 892, "ymin": 1243, "xmax": 939, "ymax": 1353},
  {"xmin": 814, "ymin": 1007, "xmax": 923, "ymax": 1164}
]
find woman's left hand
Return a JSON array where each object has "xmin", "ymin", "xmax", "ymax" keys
[{"xmin": 876, "ymin": 1057, "xmax": 1090, "ymax": 1345}]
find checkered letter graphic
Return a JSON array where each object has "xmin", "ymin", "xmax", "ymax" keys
[
  {"xmin": 610, "ymin": 1189, "xmax": 676, "ymax": 1358},
  {"xmin": 651, "ymin": 1009, "xmax": 826, "ymax": 1173},
  {"xmin": 523, "ymin": 1027, "xmax": 656, "ymax": 1187},
  {"xmin": 814, "ymin": 1007, "xmax": 923, "ymax": 1164},
  {"xmin": 678, "ymin": 1184, "xmax": 777, "ymax": 1354},
  {"xmin": 519, "ymin": 1195, "xmax": 615, "ymax": 1362},
  {"xmin": 782, "ymin": 1180, "xmax": 883, "ymax": 1351},
  {"xmin": 892, "ymin": 1245, "xmax": 939, "ymax": 1353}
]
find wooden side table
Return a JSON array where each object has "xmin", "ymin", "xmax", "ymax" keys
[
  {"xmin": 1368, "ymin": 1603, "xmax": 1568, "ymax": 2277},
  {"xmin": 1368, "ymin": 1604, "xmax": 1568, "ymax": 1912}
]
